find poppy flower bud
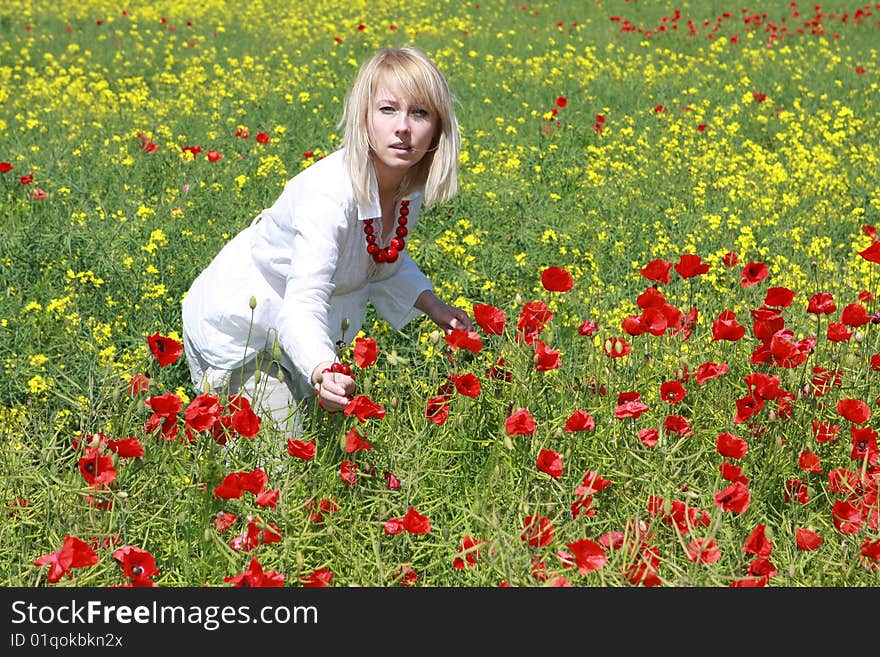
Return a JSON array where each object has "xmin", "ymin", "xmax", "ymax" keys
[
  {"xmin": 249, "ymin": 296, "xmax": 257, "ymax": 310},
  {"xmin": 854, "ymin": 331, "xmax": 864, "ymax": 343},
  {"xmin": 430, "ymin": 330, "xmax": 441, "ymax": 344},
  {"xmin": 341, "ymin": 317, "xmax": 350, "ymax": 332}
]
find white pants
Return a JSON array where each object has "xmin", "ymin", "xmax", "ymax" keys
[{"xmin": 183, "ymin": 335, "xmax": 308, "ymax": 438}]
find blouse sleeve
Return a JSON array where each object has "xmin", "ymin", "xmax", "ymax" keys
[{"xmin": 368, "ymin": 251, "xmax": 433, "ymax": 330}]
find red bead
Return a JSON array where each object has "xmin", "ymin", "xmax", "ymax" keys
[
  {"xmin": 363, "ymin": 224, "xmax": 374, "ymax": 235},
  {"xmin": 365, "ymin": 234, "xmax": 376, "ymax": 244},
  {"xmin": 375, "ymin": 249, "xmax": 387, "ymax": 262},
  {"xmin": 399, "ymin": 205, "xmax": 409, "ymax": 216},
  {"xmin": 390, "ymin": 237, "xmax": 405, "ymax": 251},
  {"xmin": 385, "ymin": 246, "xmax": 399, "ymax": 262},
  {"xmin": 367, "ymin": 243, "xmax": 380, "ymax": 255},
  {"xmin": 398, "ymin": 216, "xmax": 407, "ymax": 226},
  {"xmin": 396, "ymin": 226, "xmax": 408, "ymax": 237}
]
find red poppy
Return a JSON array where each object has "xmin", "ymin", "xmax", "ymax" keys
[
  {"xmin": 184, "ymin": 393, "xmax": 221, "ymax": 434},
  {"xmin": 660, "ymin": 380, "xmax": 686, "ymax": 403},
  {"xmin": 674, "ymin": 253, "xmax": 710, "ymax": 279},
  {"xmin": 795, "ymin": 529, "xmax": 823, "ymax": 551},
  {"xmin": 837, "ymin": 398, "xmax": 870, "ymax": 424},
  {"xmin": 107, "ymin": 437, "xmax": 144, "ymax": 458},
  {"xmin": 563, "ymin": 410, "xmax": 595, "ymax": 433},
  {"xmin": 182, "ymin": 145, "xmax": 202, "ymax": 157},
  {"xmin": 858, "ymin": 241, "xmax": 880, "ymax": 263},
  {"xmin": 287, "ymin": 438, "xmax": 316, "ymax": 460},
  {"xmin": 425, "ymin": 395, "xmax": 451, "ymax": 425},
  {"xmin": 860, "ymin": 538, "xmax": 880, "ymax": 565},
  {"xmin": 785, "ymin": 479, "xmax": 809, "ymax": 504},
  {"xmin": 445, "ymin": 328, "xmax": 484, "ymax": 353},
  {"xmin": 344, "ymin": 394, "xmax": 386, "ymax": 422},
  {"xmin": 473, "ymin": 304, "xmax": 506, "ymax": 335},
  {"xmin": 638, "ymin": 427, "xmax": 659, "ymax": 447},
  {"xmin": 807, "ymin": 292, "xmax": 836, "ymax": 315},
  {"xmin": 0, "ymin": 162, "xmax": 13, "ymax": 173},
  {"xmin": 555, "ymin": 95, "xmax": 568, "ymax": 108},
  {"xmin": 687, "ymin": 538, "xmax": 722, "ymax": 564},
  {"xmin": 565, "ymin": 538, "xmax": 607, "ymax": 574},
  {"xmin": 577, "ymin": 320, "xmax": 598, "ymax": 336},
  {"xmin": 717, "ymin": 432, "xmax": 748, "ymax": 459},
  {"xmin": 714, "ymin": 481, "xmax": 751, "ymax": 514},
  {"xmin": 383, "ymin": 518, "xmax": 404, "ymax": 535},
  {"xmin": 603, "ymin": 336, "xmax": 631, "ymax": 358},
  {"xmin": 128, "ymin": 373, "xmax": 150, "ymax": 395},
  {"xmin": 764, "ymin": 286, "xmax": 796, "ymax": 308},
  {"xmin": 541, "ymin": 266, "xmax": 574, "ymax": 292},
  {"xmin": 521, "ymin": 514, "xmax": 555, "ymax": 547},
  {"xmin": 214, "ymin": 512, "xmax": 237, "ymax": 532},
  {"xmin": 533, "ymin": 341, "xmax": 561, "ymax": 371},
  {"xmin": 206, "ymin": 150, "xmax": 223, "ymax": 162},
  {"xmin": 640, "ymin": 258, "xmax": 673, "ymax": 284},
  {"xmin": 798, "ymin": 450, "xmax": 823, "ymax": 473},
  {"xmin": 343, "ymin": 427, "xmax": 372, "ymax": 453},
  {"xmin": 752, "ymin": 90, "xmax": 767, "ymax": 102},
  {"xmin": 146, "ymin": 332, "xmax": 182, "ymax": 367},
  {"xmin": 78, "ymin": 446, "xmax": 117, "ymax": 488},
  {"xmin": 841, "ymin": 303, "xmax": 870, "ymax": 327},
  {"xmin": 453, "ymin": 535, "xmax": 483, "ymax": 569},
  {"xmin": 850, "ymin": 425, "xmax": 879, "ymax": 464},
  {"xmin": 384, "ymin": 471, "xmax": 400, "ymax": 490},
  {"xmin": 536, "ymin": 449, "xmax": 563, "ymax": 479},
  {"xmin": 723, "ymin": 251, "xmax": 739, "ymax": 267},
  {"xmin": 517, "ymin": 301, "xmax": 553, "ymax": 343},
  {"xmin": 112, "ymin": 545, "xmax": 159, "ymax": 584},
  {"xmin": 353, "ymin": 337, "xmax": 378, "ymax": 367},
  {"xmin": 255, "ymin": 132, "xmax": 270, "ymax": 144},
  {"xmin": 229, "ymin": 395, "xmax": 260, "ymax": 438},
  {"xmin": 34, "ymin": 535, "xmax": 99, "ymax": 583},
  {"xmin": 225, "ymin": 557, "xmax": 284, "ymax": 587},
  {"xmin": 402, "ymin": 507, "xmax": 431, "ymax": 535},
  {"xmin": 812, "ymin": 420, "xmax": 839, "ymax": 443},
  {"xmin": 300, "ymin": 568, "xmax": 333, "ymax": 588},
  {"xmin": 615, "ymin": 398, "xmax": 649, "ymax": 420},
  {"xmin": 19, "ymin": 172, "xmax": 33, "ymax": 185},
  {"xmin": 505, "ymin": 408, "xmax": 536, "ymax": 435},
  {"xmin": 339, "ymin": 460, "xmax": 358, "ymax": 486},
  {"xmin": 827, "ymin": 322, "xmax": 853, "ymax": 342},
  {"xmin": 832, "ymin": 500, "xmax": 862, "ymax": 534},
  {"xmin": 663, "ymin": 414, "xmax": 691, "ymax": 436},
  {"xmin": 145, "ymin": 391, "xmax": 182, "ymax": 440},
  {"xmin": 720, "ymin": 461, "xmax": 748, "ymax": 484},
  {"xmin": 454, "ymin": 372, "xmax": 481, "ymax": 398},
  {"xmin": 740, "ymin": 261, "xmax": 769, "ymax": 287},
  {"xmin": 696, "ymin": 361, "xmax": 728, "ymax": 384},
  {"xmin": 743, "ymin": 524, "xmax": 774, "ymax": 557}
]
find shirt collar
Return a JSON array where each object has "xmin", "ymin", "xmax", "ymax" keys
[{"xmin": 356, "ymin": 162, "xmax": 423, "ymax": 221}]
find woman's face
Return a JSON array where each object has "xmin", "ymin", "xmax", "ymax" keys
[{"xmin": 368, "ymin": 72, "xmax": 437, "ymax": 185}]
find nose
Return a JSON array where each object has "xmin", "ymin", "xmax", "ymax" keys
[{"xmin": 395, "ymin": 112, "xmax": 411, "ymax": 134}]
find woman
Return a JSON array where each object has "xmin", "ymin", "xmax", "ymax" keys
[{"xmin": 181, "ymin": 46, "xmax": 472, "ymax": 436}]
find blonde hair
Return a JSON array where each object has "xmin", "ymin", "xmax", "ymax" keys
[{"xmin": 340, "ymin": 46, "xmax": 460, "ymax": 207}]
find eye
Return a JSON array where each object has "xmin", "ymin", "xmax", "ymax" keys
[
  {"xmin": 410, "ymin": 108, "xmax": 429, "ymax": 118},
  {"xmin": 379, "ymin": 105, "xmax": 396, "ymax": 114}
]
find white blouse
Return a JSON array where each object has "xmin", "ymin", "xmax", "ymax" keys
[{"xmin": 181, "ymin": 148, "xmax": 433, "ymax": 391}]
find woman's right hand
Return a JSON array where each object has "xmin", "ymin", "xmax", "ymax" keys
[{"xmin": 312, "ymin": 361, "xmax": 357, "ymax": 412}]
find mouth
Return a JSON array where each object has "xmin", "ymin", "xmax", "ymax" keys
[{"xmin": 390, "ymin": 143, "xmax": 412, "ymax": 152}]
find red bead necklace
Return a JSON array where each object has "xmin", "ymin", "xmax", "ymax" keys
[{"xmin": 363, "ymin": 199, "xmax": 409, "ymax": 263}]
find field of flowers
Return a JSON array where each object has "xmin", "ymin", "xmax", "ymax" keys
[{"xmin": 2, "ymin": 0, "xmax": 879, "ymax": 587}]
